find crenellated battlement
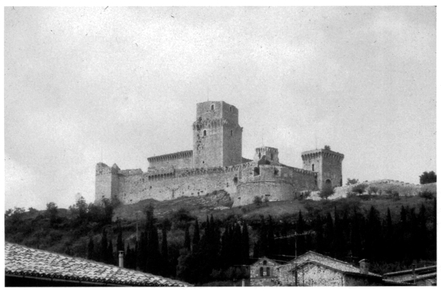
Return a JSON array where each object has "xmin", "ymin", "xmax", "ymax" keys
[
  {"xmin": 147, "ymin": 150, "xmax": 193, "ymax": 163},
  {"xmin": 119, "ymin": 169, "xmax": 144, "ymax": 176},
  {"xmin": 193, "ymin": 118, "xmax": 230, "ymax": 130},
  {"xmin": 289, "ymin": 166, "xmax": 317, "ymax": 176},
  {"xmin": 301, "ymin": 145, "xmax": 344, "ymax": 161}
]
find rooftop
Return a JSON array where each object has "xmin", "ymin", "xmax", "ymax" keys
[{"xmin": 5, "ymin": 242, "xmax": 189, "ymax": 286}]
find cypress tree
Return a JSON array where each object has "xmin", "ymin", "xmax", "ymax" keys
[
  {"xmin": 313, "ymin": 215, "xmax": 325, "ymax": 254},
  {"xmin": 323, "ymin": 212, "xmax": 334, "ymax": 256},
  {"xmin": 383, "ymin": 208, "xmax": 394, "ymax": 262},
  {"xmin": 184, "ymin": 225, "xmax": 191, "ymax": 250},
  {"xmin": 296, "ymin": 211, "xmax": 306, "ymax": 256},
  {"xmin": 233, "ymin": 223, "xmax": 243, "ymax": 265},
  {"xmin": 192, "ymin": 219, "xmax": 200, "ymax": 248},
  {"xmin": 108, "ymin": 238, "xmax": 114, "ymax": 265},
  {"xmin": 220, "ymin": 225, "xmax": 231, "ymax": 268},
  {"xmin": 100, "ymin": 228, "xmax": 108, "ymax": 263},
  {"xmin": 242, "ymin": 221, "xmax": 250, "ymax": 264},
  {"xmin": 117, "ymin": 228, "xmax": 124, "ymax": 253},
  {"xmin": 161, "ymin": 227, "xmax": 169, "ymax": 276},
  {"xmin": 267, "ymin": 216, "xmax": 275, "ymax": 258},
  {"xmin": 146, "ymin": 218, "xmax": 161, "ymax": 275},
  {"xmin": 365, "ymin": 206, "xmax": 381, "ymax": 261},
  {"xmin": 87, "ymin": 235, "xmax": 95, "ymax": 260}
]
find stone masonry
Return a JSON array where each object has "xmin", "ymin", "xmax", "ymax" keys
[{"xmin": 95, "ymin": 101, "xmax": 344, "ymax": 206}]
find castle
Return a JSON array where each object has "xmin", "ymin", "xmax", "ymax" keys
[{"xmin": 95, "ymin": 101, "xmax": 344, "ymax": 206}]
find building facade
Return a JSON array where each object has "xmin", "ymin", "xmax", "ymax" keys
[
  {"xmin": 95, "ymin": 101, "xmax": 344, "ymax": 206},
  {"xmin": 250, "ymin": 251, "xmax": 393, "ymax": 286}
]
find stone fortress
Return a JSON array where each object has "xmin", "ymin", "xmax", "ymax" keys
[{"xmin": 95, "ymin": 101, "xmax": 344, "ymax": 206}]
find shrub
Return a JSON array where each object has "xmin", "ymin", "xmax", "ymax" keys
[
  {"xmin": 419, "ymin": 189, "xmax": 435, "ymax": 200},
  {"xmin": 367, "ymin": 186, "xmax": 379, "ymax": 195},
  {"xmin": 352, "ymin": 184, "xmax": 368, "ymax": 194},
  {"xmin": 298, "ymin": 191, "xmax": 311, "ymax": 200},
  {"xmin": 319, "ymin": 184, "xmax": 334, "ymax": 200},
  {"xmin": 346, "ymin": 178, "xmax": 359, "ymax": 185},
  {"xmin": 347, "ymin": 192, "xmax": 358, "ymax": 199},
  {"xmin": 253, "ymin": 196, "xmax": 263, "ymax": 207}
]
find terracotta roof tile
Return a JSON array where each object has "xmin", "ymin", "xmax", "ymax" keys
[{"xmin": 5, "ymin": 242, "xmax": 190, "ymax": 286}]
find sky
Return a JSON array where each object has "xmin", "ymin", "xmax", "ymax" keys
[{"xmin": 4, "ymin": 6, "xmax": 436, "ymax": 210}]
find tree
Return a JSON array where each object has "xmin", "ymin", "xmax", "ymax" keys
[
  {"xmin": 319, "ymin": 184, "xmax": 334, "ymax": 200},
  {"xmin": 419, "ymin": 189, "xmax": 435, "ymax": 200},
  {"xmin": 100, "ymin": 228, "xmax": 108, "ymax": 263},
  {"xmin": 87, "ymin": 235, "xmax": 95, "ymax": 260},
  {"xmin": 346, "ymin": 178, "xmax": 359, "ymax": 185},
  {"xmin": 420, "ymin": 171, "xmax": 436, "ymax": 184},
  {"xmin": 352, "ymin": 184, "xmax": 368, "ymax": 195},
  {"xmin": 192, "ymin": 219, "xmax": 200, "ymax": 248},
  {"xmin": 75, "ymin": 195, "xmax": 88, "ymax": 220},
  {"xmin": 107, "ymin": 238, "xmax": 114, "ymax": 265},
  {"xmin": 46, "ymin": 202, "xmax": 58, "ymax": 225},
  {"xmin": 241, "ymin": 221, "xmax": 250, "ymax": 263},
  {"xmin": 253, "ymin": 196, "xmax": 262, "ymax": 207},
  {"xmin": 117, "ymin": 226, "xmax": 124, "ymax": 253},
  {"xmin": 161, "ymin": 226, "xmax": 169, "ymax": 276}
]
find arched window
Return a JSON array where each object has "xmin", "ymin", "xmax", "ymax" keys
[
  {"xmin": 230, "ymin": 130, "xmax": 233, "ymax": 136},
  {"xmin": 266, "ymin": 267, "xmax": 271, "ymax": 276},
  {"xmin": 203, "ymin": 130, "xmax": 207, "ymax": 136},
  {"xmin": 211, "ymin": 104, "xmax": 214, "ymax": 110},
  {"xmin": 263, "ymin": 260, "xmax": 267, "ymax": 265},
  {"xmin": 230, "ymin": 106, "xmax": 232, "ymax": 112},
  {"xmin": 260, "ymin": 267, "xmax": 264, "ymax": 277},
  {"xmin": 312, "ymin": 164, "xmax": 315, "ymax": 171},
  {"xmin": 326, "ymin": 179, "xmax": 332, "ymax": 185}
]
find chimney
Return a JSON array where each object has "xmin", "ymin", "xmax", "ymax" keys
[
  {"xmin": 118, "ymin": 251, "xmax": 124, "ymax": 268},
  {"xmin": 359, "ymin": 259, "xmax": 369, "ymax": 275}
]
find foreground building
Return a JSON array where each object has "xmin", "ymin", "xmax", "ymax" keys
[
  {"xmin": 96, "ymin": 101, "xmax": 344, "ymax": 206},
  {"xmin": 250, "ymin": 251, "xmax": 409, "ymax": 286},
  {"xmin": 5, "ymin": 242, "xmax": 189, "ymax": 287},
  {"xmin": 383, "ymin": 265, "xmax": 437, "ymax": 286}
]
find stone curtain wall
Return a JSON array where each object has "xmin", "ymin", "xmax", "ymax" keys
[
  {"xmin": 147, "ymin": 150, "xmax": 193, "ymax": 172},
  {"xmin": 96, "ymin": 162, "xmax": 317, "ymax": 206},
  {"xmin": 116, "ymin": 167, "xmax": 239, "ymax": 204}
]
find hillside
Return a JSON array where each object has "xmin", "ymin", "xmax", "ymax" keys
[
  {"xmin": 309, "ymin": 180, "xmax": 436, "ymax": 200},
  {"xmin": 114, "ymin": 181, "xmax": 436, "ymax": 223},
  {"xmin": 5, "ymin": 181, "xmax": 436, "ymax": 284}
]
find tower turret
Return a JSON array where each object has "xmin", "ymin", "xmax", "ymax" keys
[
  {"xmin": 254, "ymin": 146, "xmax": 279, "ymax": 164},
  {"xmin": 192, "ymin": 101, "xmax": 242, "ymax": 168},
  {"xmin": 301, "ymin": 145, "xmax": 344, "ymax": 189},
  {"xmin": 95, "ymin": 162, "xmax": 120, "ymax": 203}
]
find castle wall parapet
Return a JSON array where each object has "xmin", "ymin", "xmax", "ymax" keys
[
  {"xmin": 301, "ymin": 147, "xmax": 344, "ymax": 161},
  {"xmin": 147, "ymin": 150, "xmax": 193, "ymax": 163},
  {"xmin": 119, "ymin": 169, "xmax": 144, "ymax": 176}
]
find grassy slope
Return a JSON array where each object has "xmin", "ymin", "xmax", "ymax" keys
[{"xmin": 7, "ymin": 182, "xmax": 435, "ymax": 264}]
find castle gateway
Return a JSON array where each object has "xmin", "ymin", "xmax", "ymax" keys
[{"xmin": 95, "ymin": 101, "xmax": 344, "ymax": 206}]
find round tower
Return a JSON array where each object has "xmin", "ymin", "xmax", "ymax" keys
[{"xmin": 301, "ymin": 145, "xmax": 344, "ymax": 189}]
